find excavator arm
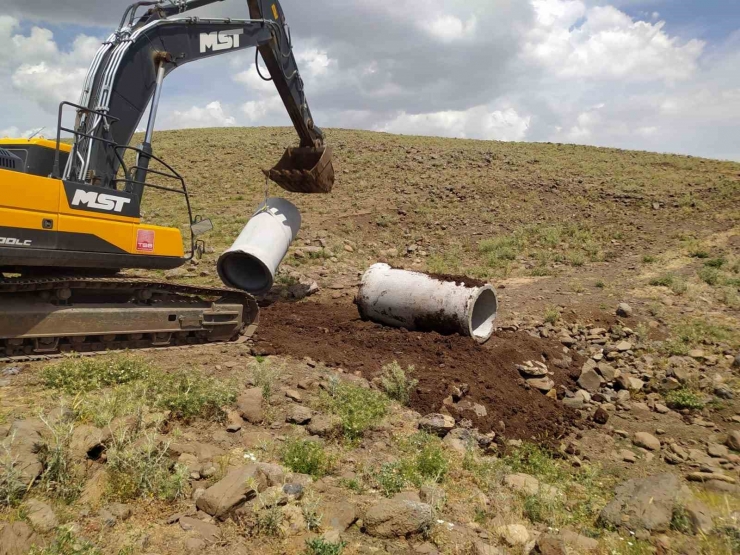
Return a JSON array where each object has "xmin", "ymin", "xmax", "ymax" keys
[{"xmin": 65, "ymin": 0, "xmax": 333, "ymax": 195}]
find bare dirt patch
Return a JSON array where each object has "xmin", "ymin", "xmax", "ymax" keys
[{"xmin": 253, "ymin": 300, "xmax": 581, "ymax": 440}]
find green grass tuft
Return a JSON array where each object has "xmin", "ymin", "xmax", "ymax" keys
[
  {"xmin": 665, "ymin": 389, "xmax": 704, "ymax": 410},
  {"xmin": 322, "ymin": 383, "xmax": 388, "ymax": 441},
  {"xmin": 379, "ymin": 361, "xmax": 418, "ymax": 406},
  {"xmin": 42, "ymin": 354, "xmax": 151, "ymax": 395},
  {"xmin": 303, "ymin": 538, "xmax": 346, "ymax": 555},
  {"xmin": 281, "ymin": 438, "xmax": 330, "ymax": 478}
]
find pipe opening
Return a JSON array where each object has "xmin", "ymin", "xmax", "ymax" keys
[
  {"xmin": 469, "ymin": 287, "xmax": 498, "ymax": 343},
  {"xmin": 218, "ymin": 252, "xmax": 272, "ymax": 295}
]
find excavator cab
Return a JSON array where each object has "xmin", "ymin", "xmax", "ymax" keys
[{"xmin": 267, "ymin": 146, "xmax": 334, "ymax": 194}]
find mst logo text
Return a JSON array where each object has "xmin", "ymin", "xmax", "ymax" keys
[
  {"xmin": 71, "ymin": 190, "xmax": 132, "ymax": 213},
  {"xmin": 200, "ymin": 29, "xmax": 244, "ymax": 53}
]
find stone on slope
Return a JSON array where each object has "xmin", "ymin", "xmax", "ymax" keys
[
  {"xmin": 364, "ymin": 499, "xmax": 433, "ymax": 538},
  {"xmin": 6, "ymin": 419, "xmax": 46, "ymax": 485},
  {"xmin": 70, "ymin": 425, "xmax": 110, "ymax": 460},
  {"xmin": 633, "ymin": 432, "xmax": 661, "ymax": 451},
  {"xmin": 726, "ymin": 430, "xmax": 740, "ymax": 452},
  {"xmin": 286, "ymin": 405, "xmax": 312, "ymax": 425},
  {"xmin": 179, "ymin": 517, "xmax": 220, "ymax": 542},
  {"xmin": 578, "ymin": 368, "xmax": 603, "ymax": 393},
  {"xmin": 24, "ymin": 499, "xmax": 58, "ymax": 533},
  {"xmin": 196, "ymin": 465, "xmax": 267, "ymax": 518},
  {"xmin": 600, "ymin": 473, "xmax": 688, "ymax": 532},
  {"xmin": 0, "ymin": 522, "xmax": 41, "ymax": 555},
  {"xmin": 418, "ymin": 414, "xmax": 455, "ymax": 437},
  {"xmin": 496, "ymin": 524, "xmax": 530, "ymax": 546},
  {"xmin": 237, "ymin": 388, "xmax": 264, "ymax": 424}
]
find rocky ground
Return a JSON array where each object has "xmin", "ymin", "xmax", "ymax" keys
[{"xmin": 1, "ymin": 128, "xmax": 739, "ymax": 554}]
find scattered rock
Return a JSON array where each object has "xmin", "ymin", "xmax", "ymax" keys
[
  {"xmin": 596, "ymin": 362, "xmax": 619, "ymax": 382},
  {"xmin": 322, "ymin": 501, "xmax": 357, "ymax": 532},
  {"xmin": 363, "ymin": 499, "xmax": 433, "ymax": 538},
  {"xmin": 196, "ymin": 465, "xmax": 267, "ymax": 518},
  {"xmin": 708, "ymin": 443, "xmax": 729, "ymax": 458},
  {"xmin": 286, "ymin": 405, "xmax": 313, "ymax": 425},
  {"xmin": 0, "ymin": 521, "xmax": 41, "ymax": 555},
  {"xmin": 533, "ymin": 534, "xmax": 565, "ymax": 555},
  {"xmin": 559, "ymin": 529, "xmax": 599, "ymax": 552},
  {"xmin": 179, "ymin": 517, "xmax": 220, "ymax": 542},
  {"xmin": 472, "ymin": 540, "xmax": 503, "ymax": 555},
  {"xmin": 616, "ymin": 303, "xmax": 633, "ymax": 318},
  {"xmin": 619, "ymin": 449, "xmax": 637, "ymax": 463},
  {"xmin": 600, "ymin": 474, "xmax": 687, "ymax": 532},
  {"xmin": 615, "ymin": 341, "xmax": 633, "ymax": 352},
  {"xmin": 497, "ymin": 524, "xmax": 530, "ymax": 546},
  {"xmin": 6, "ymin": 419, "xmax": 45, "ymax": 484},
  {"xmin": 577, "ymin": 368, "xmax": 603, "ymax": 393},
  {"xmin": 285, "ymin": 389, "xmax": 303, "ymax": 402},
  {"xmin": 418, "ymin": 414, "xmax": 455, "ymax": 437},
  {"xmin": 685, "ymin": 500, "xmax": 713, "ymax": 535},
  {"xmin": 527, "ymin": 377, "xmax": 555, "ymax": 392},
  {"xmin": 237, "ymin": 388, "xmax": 264, "ymax": 424},
  {"xmin": 307, "ymin": 414, "xmax": 338, "ymax": 437},
  {"xmin": 24, "ymin": 499, "xmax": 58, "ymax": 533},
  {"xmin": 593, "ymin": 407, "xmax": 609, "ymax": 425},
  {"xmin": 686, "ymin": 472, "xmax": 736, "ymax": 484},
  {"xmin": 79, "ymin": 468, "xmax": 108, "ymax": 507},
  {"xmin": 632, "ymin": 432, "xmax": 660, "ymax": 451},
  {"xmin": 517, "ymin": 361, "xmax": 548, "ymax": 378},
  {"xmin": 726, "ymin": 430, "xmax": 740, "ymax": 452}
]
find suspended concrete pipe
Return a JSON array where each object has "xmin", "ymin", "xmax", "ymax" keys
[
  {"xmin": 356, "ymin": 263, "xmax": 498, "ymax": 343},
  {"xmin": 217, "ymin": 197, "xmax": 301, "ymax": 295}
]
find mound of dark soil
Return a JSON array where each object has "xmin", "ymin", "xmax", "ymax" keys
[{"xmin": 254, "ymin": 301, "xmax": 582, "ymax": 441}]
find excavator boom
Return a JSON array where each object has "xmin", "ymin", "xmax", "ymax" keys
[{"xmin": 68, "ymin": 0, "xmax": 333, "ymax": 194}]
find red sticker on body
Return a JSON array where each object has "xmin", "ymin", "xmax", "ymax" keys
[{"xmin": 136, "ymin": 229, "xmax": 155, "ymax": 252}]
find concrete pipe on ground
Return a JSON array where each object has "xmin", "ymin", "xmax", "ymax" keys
[
  {"xmin": 356, "ymin": 263, "xmax": 498, "ymax": 343},
  {"xmin": 217, "ymin": 197, "xmax": 301, "ymax": 295}
]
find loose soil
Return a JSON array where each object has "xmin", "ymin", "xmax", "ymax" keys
[{"xmin": 253, "ymin": 300, "xmax": 582, "ymax": 440}]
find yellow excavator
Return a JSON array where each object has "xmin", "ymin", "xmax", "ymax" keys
[{"xmin": 0, "ymin": 0, "xmax": 334, "ymax": 360}]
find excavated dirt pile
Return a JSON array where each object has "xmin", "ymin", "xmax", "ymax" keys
[{"xmin": 253, "ymin": 301, "xmax": 582, "ymax": 440}]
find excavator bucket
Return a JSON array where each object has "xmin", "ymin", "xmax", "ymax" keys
[{"xmin": 265, "ymin": 146, "xmax": 334, "ymax": 193}]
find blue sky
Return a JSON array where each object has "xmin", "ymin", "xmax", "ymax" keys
[{"xmin": 1, "ymin": 0, "xmax": 739, "ymax": 161}]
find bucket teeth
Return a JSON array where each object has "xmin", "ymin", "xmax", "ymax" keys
[{"xmin": 266, "ymin": 146, "xmax": 334, "ymax": 193}]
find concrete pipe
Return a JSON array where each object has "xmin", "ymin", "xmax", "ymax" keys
[
  {"xmin": 217, "ymin": 197, "xmax": 301, "ymax": 295},
  {"xmin": 356, "ymin": 263, "xmax": 498, "ymax": 343}
]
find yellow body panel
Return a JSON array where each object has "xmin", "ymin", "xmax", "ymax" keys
[
  {"xmin": 0, "ymin": 207, "xmax": 57, "ymax": 232},
  {"xmin": 0, "ymin": 138, "xmax": 72, "ymax": 152},
  {"xmin": 0, "ymin": 168, "xmax": 59, "ymax": 213},
  {"xmin": 0, "ymin": 167, "xmax": 185, "ymax": 259}
]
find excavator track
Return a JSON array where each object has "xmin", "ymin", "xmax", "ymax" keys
[{"xmin": 0, "ymin": 276, "xmax": 259, "ymax": 363}]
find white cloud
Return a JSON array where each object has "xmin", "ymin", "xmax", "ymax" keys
[
  {"xmin": 241, "ymin": 97, "xmax": 284, "ymax": 122},
  {"xmin": 421, "ymin": 14, "xmax": 478, "ymax": 42},
  {"xmin": 524, "ymin": 1, "xmax": 704, "ymax": 82},
  {"xmin": 0, "ymin": 16, "xmax": 100, "ymax": 113},
  {"xmin": 171, "ymin": 101, "xmax": 237, "ymax": 128},
  {"xmin": 379, "ymin": 106, "xmax": 530, "ymax": 141}
]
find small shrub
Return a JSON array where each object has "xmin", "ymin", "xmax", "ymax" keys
[
  {"xmin": 699, "ymin": 267, "xmax": 721, "ymax": 286},
  {"xmin": 689, "ymin": 249, "xmax": 710, "ymax": 259},
  {"xmin": 505, "ymin": 443, "xmax": 563, "ymax": 483},
  {"xmin": 649, "ymin": 274, "xmax": 675, "ymax": 287},
  {"xmin": 301, "ymin": 490, "xmax": 323, "ymax": 531},
  {"xmin": 665, "ymin": 389, "xmax": 704, "ymax": 410},
  {"xmin": 670, "ymin": 506, "xmax": 692, "ymax": 534},
  {"xmin": 373, "ymin": 462, "xmax": 407, "ymax": 497},
  {"xmin": 148, "ymin": 370, "xmax": 235, "ymax": 421},
  {"xmin": 379, "ymin": 361, "xmax": 418, "ymax": 406},
  {"xmin": 252, "ymin": 360, "xmax": 278, "ymax": 400},
  {"xmin": 567, "ymin": 251, "xmax": 586, "ymax": 267},
  {"xmin": 403, "ymin": 432, "xmax": 449, "ymax": 484},
  {"xmin": 304, "ymin": 538, "xmax": 346, "ymax": 555},
  {"xmin": 642, "ymin": 255, "xmax": 656, "ymax": 264},
  {"xmin": 253, "ymin": 500, "xmax": 283, "ymax": 537},
  {"xmin": 323, "ymin": 383, "xmax": 388, "ymax": 441},
  {"xmin": 523, "ymin": 494, "xmax": 556, "ymax": 524},
  {"xmin": 544, "ymin": 307, "xmax": 560, "ymax": 324},
  {"xmin": 29, "ymin": 527, "xmax": 101, "ymax": 554},
  {"xmin": 281, "ymin": 438, "xmax": 329, "ymax": 478},
  {"xmin": 37, "ymin": 418, "xmax": 81, "ymax": 503},
  {"xmin": 0, "ymin": 434, "xmax": 26, "ymax": 507},
  {"xmin": 43, "ymin": 354, "xmax": 151, "ymax": 394},
  {"xmin": 106, "ymin": 431, "xmax": 187, "ymax": 501},
  {"xmin": 704, "ymin": 258, "xmax": 726, "ymax": 268},
  {"xmin": 595, "ymin": 280, "xmax": 605, "ymax": 289}
]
